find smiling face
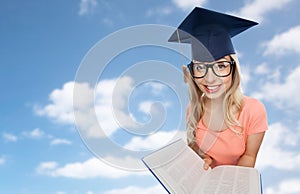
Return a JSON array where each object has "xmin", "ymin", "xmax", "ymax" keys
[{"xmin": 192, "ymin": 55, "xmax": 233, "ymax": 100}]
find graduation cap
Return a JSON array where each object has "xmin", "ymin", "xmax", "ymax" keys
[{"xmin": 168, "ymin": 7, "xmax": 258, "ymax": 62}]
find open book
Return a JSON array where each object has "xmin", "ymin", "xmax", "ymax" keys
[{"xmin": 142, "ymin": 139, "xmax": 262, "ymax": 194}]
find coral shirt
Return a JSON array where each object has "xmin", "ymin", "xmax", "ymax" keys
[{"xmin": 195, "ymin": 96, "xmax": 268, "ymax": 168}]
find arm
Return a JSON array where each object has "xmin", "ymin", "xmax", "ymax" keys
[{"xmin": 237, "ymin": 131, "xmax": 265, "ymax": 167}]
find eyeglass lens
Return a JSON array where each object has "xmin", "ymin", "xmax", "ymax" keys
[{"xmin": 192, "ymin": 61, "xmax": 232, "ymax": 78}]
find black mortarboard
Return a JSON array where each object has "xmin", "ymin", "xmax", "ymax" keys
[{"xmin": 168, "ymin": 7, "xmax": 258, "ymax": 62}]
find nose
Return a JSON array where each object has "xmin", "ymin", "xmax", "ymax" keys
[{"xmin": 204, "ymin": 68, "xmax": 216, "ymax": 83}]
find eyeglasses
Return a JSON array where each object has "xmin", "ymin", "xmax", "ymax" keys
[{"xmin": 187, "ymin": 60, "xmax": 235, "ymax": 78}]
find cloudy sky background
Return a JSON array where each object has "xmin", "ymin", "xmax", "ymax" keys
[{"xmin": 1, "ymin": 0, "xmax": 300, "ymax": 193}]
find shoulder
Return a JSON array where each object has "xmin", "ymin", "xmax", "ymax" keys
[
  {"xmin": 242, "ymin": 96, "xmax": 266, "ymax": 113},
  {"xmin": 240, "ymin": 96, "xmax": 268, "ymax": 134},
  {"xmin": 239, "ymin": 96, "xmax": 268, "ymax": 123}
]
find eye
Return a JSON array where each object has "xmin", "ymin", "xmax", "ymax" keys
[
  {"xmin": 216, "ymin": 61, "xmax": 230, "ymax": 70},
  {"xmin": 194, "ymin": 63, "xmax": 206, "ymax": 72}
]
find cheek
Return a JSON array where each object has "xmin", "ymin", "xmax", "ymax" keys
[
  {"xmin": 222, "ymin": 77, "xmax": 232, "ymax": 90},
  {"xmin": 194, "ymin": 79, "xmax": 205, "ymax": 90}
]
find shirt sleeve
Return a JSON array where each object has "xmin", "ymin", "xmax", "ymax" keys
[{"xmin": 246, "ymin": 98, "xmax": 268, "ymax": 135}]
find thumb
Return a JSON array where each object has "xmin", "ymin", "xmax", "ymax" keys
[{"xmin": 203, "ymin": 157, "xmax": 212, "ymax": 170}]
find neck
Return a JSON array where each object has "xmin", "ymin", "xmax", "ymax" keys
[
  {"xmin": 204, "ymin": 93, "xmax": 225, "ymax": 110},
  {"xmin": 202, "ymin": 94, "xmax": 228, "ymax": 131}
]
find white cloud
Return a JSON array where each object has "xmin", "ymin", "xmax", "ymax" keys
[
  {"xmin": 138, "ymin": 100, "xmax": 171, "ymax": 115},
  {"xmin": 93, "ymin": 76, "xmax": 139, "ymax": 137},
  {"xmin": 102, "ymin": 18, "xmax": 114, "ymax": 26},
  {"xmin": 146, "ymin": 82, "xmax": 168, "ymax": 95},
  {"xmin": 256, "ymin": 122, "xmax": 300, "ymax": 171},
  {"xmin": 265, "ymin": 178, "xmax": 300, "ymax": 194},
  {"xmin": 138, "ymin": 101, "xmax": 153, "ymax": 114},
  {"xmin": 240, "ymin": 64, "xmax": 251, "ymax": 92},
  {"xmin": 255, "ymin": 62, "xmax": 269, "ymax": 75},
  {"xmin": 0, "ymin": 156, "xmax": 6, "ymax": 165},
  {"xmin": 255, "ymin": 64, "xmax": 281, "ymax": 82},
  {"xmin": 36, "ymin": 76, "xmax": 176, "ymax": 140},
  {"xmin": 35, "ymin": 77, "xmax": 138, "ymax": 138},
  {"xmin": 2, "ymin": 133, "xmax": 17, "ymax": 142},
  {"xmin": 172, "ymin": 0, "xmax": 207, "ymax": 10},
  {"xmin": 146, "ymin": 6, "xmax": 172, "ymax": 17},
  {"xmin": 234, "ymin": 0, "xmax": 293, "ymax": 22},
  {"xmin": 103, "ymin": 185, "xmax": 165, "ymax": 194},
  {"xmin": 251, "ymin": 65, "xmax": 300, "ymax": 109},
  {"xmin": 35, "ymin": 81, "xmax": 77, "ymax": 124},
  {"xmin": 124, "ymin": 130, "xmax": 186, "ymax": 151},
  {"xmin": 263, "ymin": 25, "xmax": 300, "ymax": 56},
  {"xmin": 36, "ymin": 161, "xmax": 58, "ymax": 174},
  {"xmin": 50, "ymin": 138, "xmax": 72, "ymax": 146},
  {"xmin": 78, "ymin": 0, "xmax": 98, "ymax": 16},
  {"xmin": 36, "ymin": 157, "xmax": 146, "ymax": 179},
  {"xmin": 22, "ymin": 128, "xmax": 45, "ymax": 139}
]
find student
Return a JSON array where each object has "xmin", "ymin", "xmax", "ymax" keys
[{"xmin": 169, "ymin": 7, "xmax": 268, "ymax": 170}]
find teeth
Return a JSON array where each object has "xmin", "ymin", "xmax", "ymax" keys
[{"xmin": 207, "ymin": 86, "xmax": 218, "ymax": 90}]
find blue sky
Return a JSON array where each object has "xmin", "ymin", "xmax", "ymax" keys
[{"xmin": 1, "ymin": 0, "xmax": 300, "ymax": 193}]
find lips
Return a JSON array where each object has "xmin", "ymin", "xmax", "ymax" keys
[{"xmin": 204, "ymin": 85, "xmax": 221, "ymax": 93}]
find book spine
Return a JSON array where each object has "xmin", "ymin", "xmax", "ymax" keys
[
  {"xmin": 260, "ymin": 173, "xmax": 263, "ymax": 194},
  {"xmin": 141, "ymin": 159, "xmax": 170, "ymax": 194}
]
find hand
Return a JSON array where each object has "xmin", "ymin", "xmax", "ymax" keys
[
  {"xmin": 202, "ymin": 156, "xmax": 213, "ymax": 170},
  {"xmin": 188, "ymin": 142, "xmax": 213, "ymax": 170}
]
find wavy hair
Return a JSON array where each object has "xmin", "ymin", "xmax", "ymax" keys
[{"xmin": 185, "ymin": 54, "xmax": 244, "ymax": 144}]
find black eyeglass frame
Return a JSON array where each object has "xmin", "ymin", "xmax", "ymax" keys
[{"xmin": 187, "ymin": 60, "xmax": 235, "ymax": 79}]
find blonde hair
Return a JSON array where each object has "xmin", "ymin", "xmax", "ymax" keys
[{"xmin": 185, "ymin": 54, "xmax": 244, "ymax": 144}]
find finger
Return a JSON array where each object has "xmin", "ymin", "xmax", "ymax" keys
[
  {"xmin": 203, "ymin": 158, "xmax": 212, "ymax": 170},
  {"xmin": 203, "ymin": 162, "xmax": 210, "ymax": 170},
  {"xmin": 203, "ymin": 163, "xmax": 210, "ymax": 170}
]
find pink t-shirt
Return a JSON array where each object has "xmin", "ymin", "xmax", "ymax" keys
[{"xmin": 194, "ymin": 96, "xmax": 268, "ymax": 168}]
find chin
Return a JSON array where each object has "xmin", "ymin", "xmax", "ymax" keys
[{"xmin": 204, "ymin": 91, "xmax": 226, "ymax": 99}]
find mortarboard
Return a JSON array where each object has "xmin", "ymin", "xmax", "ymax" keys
[{"xmin": 168, "ymin": 7, "xmax": 258, "ymax": 62}]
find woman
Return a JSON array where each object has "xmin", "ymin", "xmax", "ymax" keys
[
  {"xmin": 184, "ymin": 54, "xmax": 267, "ymax": 170},
  {"xmin": 169, "ymin": 7, "xmax": 268, "ymax": 170}
]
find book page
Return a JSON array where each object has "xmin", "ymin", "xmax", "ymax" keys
[
  {"xmin": 195, "ymin": 165, "xmax": 261, "ymax": 194},
  {"xmin": 142, "ymin": 139, "xmax": 261, "ymax": 194},
  {"xmin": 164, "ymin": 146, "xmax": 211, "ymax": 193},
  {"xmin": 142, "ymin": 139, "xmax": 210, "ymax": 193}
]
